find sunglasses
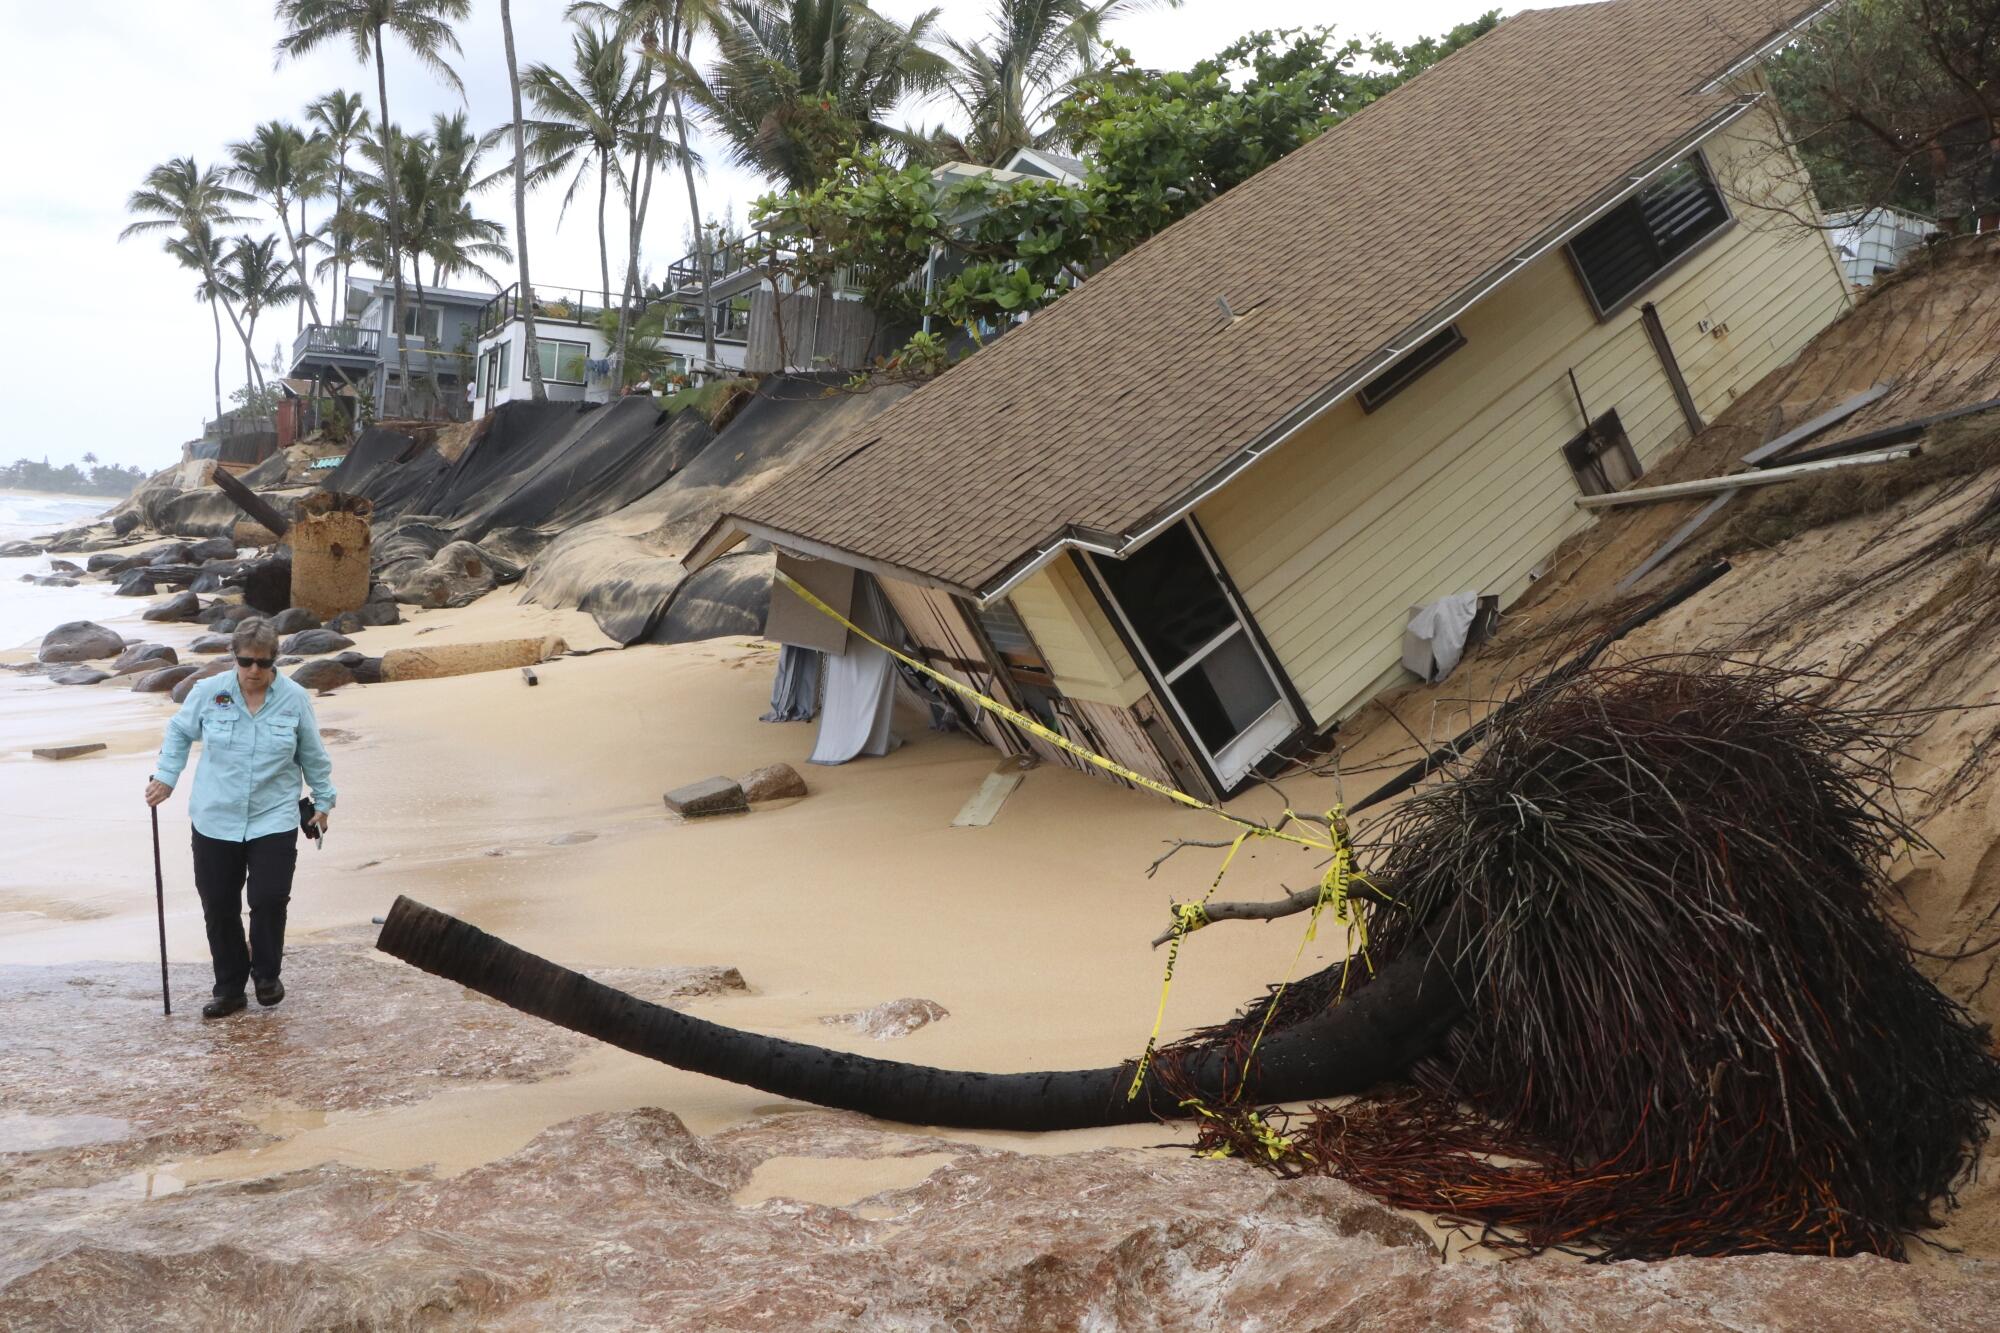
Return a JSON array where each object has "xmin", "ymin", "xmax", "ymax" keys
[{"xmin": 235, "ymin": 656, "xmax": 276, "ymax": 670}]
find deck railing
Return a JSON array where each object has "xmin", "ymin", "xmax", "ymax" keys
[
  {"xmin": 476, "ymin": 281, "xmax": 751, "ymax": 344},
  {"xmin": 292, "ymin": 323, "xmax": 380, "ymax": 363}
]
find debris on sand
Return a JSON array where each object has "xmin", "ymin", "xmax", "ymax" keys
[{"xmin": 1172, "ymin": 660, "xmax": 2000, "ymax": 1261}]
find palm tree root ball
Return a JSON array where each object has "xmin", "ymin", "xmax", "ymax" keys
[{"xmin": 1166, "ymin": 659, "xmax": 2000, "ymax": 1260}]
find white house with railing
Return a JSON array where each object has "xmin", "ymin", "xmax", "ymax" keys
[{"xmin": 470, "ymin": 281, "xmax": 749, "ymax": 414}]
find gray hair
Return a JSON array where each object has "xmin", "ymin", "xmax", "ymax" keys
[{"xmin": 230, "ymin": 618, "xmax": 280, "ymax": 656}]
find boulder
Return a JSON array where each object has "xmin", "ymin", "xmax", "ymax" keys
[
  {"xmin": 132, "ymin": 663, "xmax": 201, "ymax": 694},
  {"xmin": 112, "ymin": 569, "xmax": 157, "ymax": 596},
  {"xmin": 48, "ymin": 559, "xmax": 82, "ymax": 574},
  {"xmin": 187, "ymin": 536, "xmax": 237, "ymax": 562},
  {"xmin": 334, "ymin": 651, "xmax": 385, "ymax": 685},
  {"xmin": 112, "ymin": 512, "xmax": 139, "ymax": 536},
  {"xmin": 664, "ymin": 777, "xmax": 748, "ymax": 818},
  {"xmin": 144, "ymin": 542, "xmax": 192, "ymax": 566},
  {"xmin": 170, "ymin": 659, "xmax": 233, "ymax": 702},
  {"xmin": 210, "ymin": 619, "xmax": 239, "ymax": 635},
  {"xmin": 50, "ymin": 667, "xmax": 111, "ymax": 686},
  {"xmin": 19, "ymin": 573, "xmax": 78, "ymax": 587},
  {"xmin": 819, "ymin": 997, "xmax": 951, "ymax": 1041},
  {"xmin": 380, "ymin": 635, "xmax": 566, "ymax": 682},
  {"xmin": 190, "ymin": 572, "xmax": 225, "ymax": 594},
  {"xmin": 37, "ymin": 621, "xmax": 125, "ymax": 664},
  {"xmin": 327, "ymin": 611, "xmax": 366, "ymax": 636},
  {"xmin": 388, "ymin": 540, "xmax": 523, "ymax": 609},
  {"xmin": 193, "ymin": 600, "xmax": 239, "ymax": 625},
  {"xmin": 112, "ymin": 643, "xmax": 178, "ymax": 674},
  {"xmin": 32, "ymin": 742, "xmax": 107, "ymax": 760},
  {"xmin": 282, "ymin": 628, "xmax": 355, "ymax": 656},
  {"xmin": 141, "ymin": 591, "xmax": 202, "ymax": 622},
  {"xmin": 189, "ymin": 633, "xmax": 233, "ymax": 654},
  {"xmin": 356, "ymin": 598, "xmax": 401, "ymax": 627},
  {"xmin": 291, "ymin": 659, "xmax": 356, "ymax": 692},
  {"xmin": 86, "ymin": 553, "xmax": 140, "ymax": 574},
  {"xmin": 269, "ymin": 606, "xmax": 321, "ymax": 635},
  {"xmin": 740, "ymin": 762, "xmax": 809, "ymax": 803},
  {"xmin": 0, "ymin": 540, "xmax": 42, "ymax": 557},
  {"xmin": 277, "ymin": 655, "xmax": 303, "ymax": 667}
]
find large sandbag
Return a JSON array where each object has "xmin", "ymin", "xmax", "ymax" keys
[
  {"xmin": 289, "ymin": 496, "xmax": 372, "ymax": 620},
  {"xmin": 380, "ymin": 635, "xmax": 566, "ymax": 682}
]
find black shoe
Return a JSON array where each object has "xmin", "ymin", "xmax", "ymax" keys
[
  {"xmin": 203, "ymin": 993, "xmax": 247, "ymax": 1019},
  {"xmin": 254, "ymin": 977, "xmax": 285, "ymax": 1007}
]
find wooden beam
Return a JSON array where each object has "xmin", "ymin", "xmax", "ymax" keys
[
  {"xmin": 1576, "ymin": 446, "xmax": 1919, "ymax": 511},
  {"xmin": 1741, "ymin": 383, "xmax": 1895, "ymax": 466}
]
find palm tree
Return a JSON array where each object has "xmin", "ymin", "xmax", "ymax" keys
[
  {"xmin": 694, "ymin": 0, "xmax": 947, "ymax": 190},
  {"xmin": 221, "ymin": 235, "xmax": 306, "ymax": 401},
  {"xmin": 569, "ymin": 0, "xmax": 717, "ymax": 381},
  {"xmin": 228, "ymin": 120, "xmax": 331, "ymax": 330},
  {"xmin": 939, "ymin": 0, "xmax": 1175, "ymax": 165},
  {"xmin": 499, "ymin": 0, "xmax": 547, "ymax": 402},
  {"xmin": 121, "ymin": 157, "xmax": 254, "ymax": 421},
  {"xmin": 350, "ymin": 116, "xmax": 510, "ymax": 408},
  {"xmin": 274, "ymin": 0, "xmax": 472, "ymax": 406},
  {"xmin": 523, "ymin": 22, "xmax": 657, "ymax": 308},
  {"xmin": 306, "ymin": 91, "xmax": 372, "ymax": 319}
]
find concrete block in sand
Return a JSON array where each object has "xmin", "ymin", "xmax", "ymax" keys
[
  {"xmin": 664, "ymin": 777, "xmax": 749, "ymax": 818},
  {"xmin": 33, "ymin": 743, "xmax": 107, "ymax": 761},
  {"xmin": 380, "ymin": 636, "xmax": 566, "ymax": 682},
  {"xmin": 739, "ymin": 762, "xmax": 807, "ymax": 803}
]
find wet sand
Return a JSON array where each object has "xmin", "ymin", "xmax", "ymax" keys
[{"xmin": 2, "ymin": 582, "xmax": 1357, "ymax": 1190}]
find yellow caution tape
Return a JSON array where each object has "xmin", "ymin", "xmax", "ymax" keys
[{"xmin": 774, "ymin": 569, "xmax": 1374, "ymax": 1099}]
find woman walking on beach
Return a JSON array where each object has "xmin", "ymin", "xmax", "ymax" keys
[{"xmin": 144, "ymin": 619, "xmax": 336, "ymax": 1019}]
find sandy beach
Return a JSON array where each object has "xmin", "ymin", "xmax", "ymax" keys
[{"xmin": 2, "ymin": 572, "xmax": 1360, "ymax": 1183}]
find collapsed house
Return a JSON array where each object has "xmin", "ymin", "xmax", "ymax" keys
[{"xmin": 688, "ymin": 0, "xmax": 1855, "ymax": 799}]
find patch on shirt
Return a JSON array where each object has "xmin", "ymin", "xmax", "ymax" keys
[{"xmin": 212, "ymin": 691, "xmax": 235, "ymax": 709}]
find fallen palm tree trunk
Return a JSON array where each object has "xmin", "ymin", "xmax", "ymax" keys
[{"xmin": 374, "ymin": 895, "xmax": 1462, "ymax": 1131}]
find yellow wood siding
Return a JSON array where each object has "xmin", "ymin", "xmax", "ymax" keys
[
  {"xmin": 1196, "ymin": 112, "xmax": 1849, "ymax": 726},
  {"xmin": 1008, "ymin": 559, "xmax": 1148, "ymax": 707}
]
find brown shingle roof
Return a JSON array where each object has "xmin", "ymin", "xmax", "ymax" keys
[{"xmin": 714, "ymin": 0, "xmax": 1826, "ymax": 597}]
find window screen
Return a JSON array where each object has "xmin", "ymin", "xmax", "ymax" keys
[{"xmin": 1569, "ymin": 155, "xmax": 1730, "ymax": 314}]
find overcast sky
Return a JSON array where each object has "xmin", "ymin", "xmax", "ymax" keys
[{"xmin": 0, "ymin": 0, "xmax": 1563, "ymax": 473}]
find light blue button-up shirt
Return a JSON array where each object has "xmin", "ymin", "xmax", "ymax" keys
[{"xmin": 154, "ymin": 671, "xmax": 338, "ymax": 842}]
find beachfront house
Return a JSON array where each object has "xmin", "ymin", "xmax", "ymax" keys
[
  {"xmin": 290, "ymin": 276, "xmax": 488, "ymax": 421},
  {"xmin": 1825, "ymin": 206, "xmax": 1938, "ymax": 287},
  {"xmin": 470, "ymin": 279, "xmax": 751, "ymax": 414},
  {"xmin": 688, "ymin": 0, "xmax": 1855, "ymax": 801}
]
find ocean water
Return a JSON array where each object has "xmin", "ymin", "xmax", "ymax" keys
[{"xmin": 0, "ymin": 491, "xmax": 126, "ymax": 653}]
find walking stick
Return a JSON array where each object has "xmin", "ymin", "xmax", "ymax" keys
[{"xmin": 150, "ymin": 805, "xmax": 171, "ymax": 1016}]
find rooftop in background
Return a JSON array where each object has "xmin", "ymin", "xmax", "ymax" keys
[
  {"xmin": 702, "ymin": 0, "xmax": 1832, "ymax": 599},
  {"xmin": 345, "ymin": 275, "xmax": 497, "ymax": 309}
]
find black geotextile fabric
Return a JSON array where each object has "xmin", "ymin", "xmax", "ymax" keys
[{"xmin": 322, "ymin": 398, "xmax": 718, "ymax": 544}]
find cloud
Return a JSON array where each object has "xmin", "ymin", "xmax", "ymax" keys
[{"xmin": 0, "ymin": 0, "xmax": 1525, "ymax": 472}]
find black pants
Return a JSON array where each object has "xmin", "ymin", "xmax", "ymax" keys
[{"xmin": 191, "ymin": 828, "xmax": 297, "ymax": 997}]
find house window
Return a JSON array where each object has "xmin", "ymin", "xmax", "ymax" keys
[
  {"xmin": 398, "ymin": 306, "xmax": 444, "ymax": 342},
  {"xmin": 497, "ymin": 341, "xmax": 511, "ymax": 390},
  {"xmin": 1568, "ymin": 154, "xmax": 1731, "ymax": 315},
  {"xmin": 534, "ymin": 339, "xmax": 589, "ymax": 385},
  {"xmin": 966, "ymin": 597, "xmax": 1061, "ymax": 727},
  {"xmin": 1564, "ymin": 410, "xmax": 1642, "ymax": 496},
  {"xmin": 1359, "ymin": 325, "xmax": 1466, "ymax": 412}
]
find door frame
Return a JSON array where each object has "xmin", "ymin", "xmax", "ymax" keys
[{"xmin": 1080, "ymin": 518, "xmax": 1308, "ymax": 794}]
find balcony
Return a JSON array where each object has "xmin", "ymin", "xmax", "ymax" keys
[
  {"xmin": 292, "ymin": 323, "xmax": 380, "ymax": 367},
  {"xmin": 476, "ymin": 281, "xmax": 750, "ymax": 345}
]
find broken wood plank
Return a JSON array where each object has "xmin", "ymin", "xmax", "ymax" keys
[
  {"xmin": 1762, "ymin": 394, "xmax": 2000, "ymax": 469},
  {"xmin": 951, "ymin": 761, "xmax": 1026, "ymax": 828},
  {"xmin": 1741, "ymin": 383, "xmax": 1896, "ymax": 467},
  {"xmin": 1615, "ymin": 494, "xmax": 1736, "ymax": 594},
  {"xmin": 213, "ymin": 468, "xmax": 292, "ymax": 538},
  {"xmin": 33, "ymin": 743, "xmax": 106, "ymax": 761},
  {"xmin": 1577, "ymin": 446, "xmax": 1920, "ymax": 511}
]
